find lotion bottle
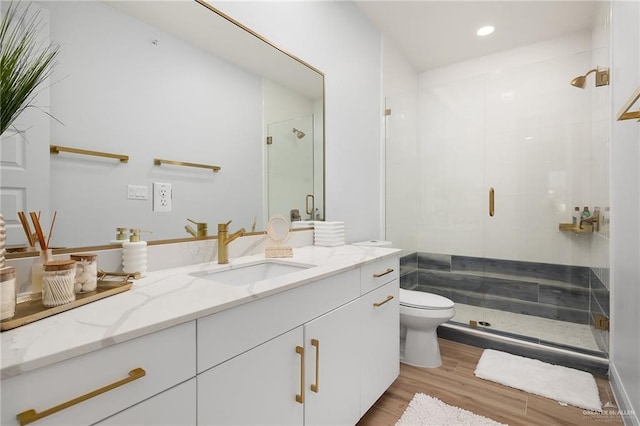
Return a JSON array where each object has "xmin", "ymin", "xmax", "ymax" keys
[
  {"xmin": 122, "ymin": 229, "xmax": 150, "ymax": 277},
  {"xmin": 572, "ymin": 206, "xmax": 580, "ymax": 227}
]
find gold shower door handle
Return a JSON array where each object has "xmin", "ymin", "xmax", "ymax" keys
[
  {"xmin": 311, "ymin": 339, "xmax": 320, "ymax": 393},
  {"xmin": 305, "ymin": 194, "xmax": 314, "ymax": 216},
  {"xmin": 16, "ymin": 368, "xmax": 146, "ymax": 425},
  {"xmin": 489, "ymin": 187, "xmax": 495, "ymax": 217},
  {"xmin": 295, "ymin": 346, "xmax": 305, "ymax": 404}
]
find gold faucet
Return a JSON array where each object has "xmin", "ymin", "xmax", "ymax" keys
[
  {"xmin": 185, "ymin": 218, "xmax": 207, "ymax": 237},
  {"xmin": 217, "ymin": 220, "xmax": 245, "ymax": 264}
]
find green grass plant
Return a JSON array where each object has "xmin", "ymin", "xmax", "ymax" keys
[{"xmin": 1, "ymin": 2, "xmax": 58, "ymax": 135}]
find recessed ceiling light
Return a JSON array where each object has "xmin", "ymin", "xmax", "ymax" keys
[{"xmin": 477, "ymin": 25, "xmax": 495, "ymax": 36}]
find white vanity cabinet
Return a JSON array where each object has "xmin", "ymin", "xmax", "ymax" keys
[
  {"xmin": 197, "ymin": 255, "xmax": 400, "ymax": 425},
  {"xmin": 197, "ymin": 298, "xmax": 361, "ymax": 426},
  {"xmin": 1, "ymin": 250, "xmax": 400, "ymax": 426},
  {"xmin": 359, "ymin": 280, "xmax": 400, "ymax": 415},
  {"xmin": 0, "ymin": 321, "xmax": 196, "ymax": 426},
  {"xmin": 197, "ymin": 269, "xmax": 362, "ymax": 425}
]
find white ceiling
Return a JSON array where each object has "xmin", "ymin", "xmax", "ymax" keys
[{"xmin": 354, "ymin": 1, "xmax": 598, "ymax": 72}]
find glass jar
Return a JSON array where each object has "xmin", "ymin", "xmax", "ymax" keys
[
  {"xmin": 70, "ymin": 253, "xmax": 98, "ymax": 293},
  {"xmin": 31, "ymin": 248, "xmax": 53, "ymax": 294},
  {"xmin": 0, "ymin": 266, "xmax": 17, "ymax": 320},
  {"xmin": 42, "ymin": 260, "xmax": 76, "ymax": 307}
]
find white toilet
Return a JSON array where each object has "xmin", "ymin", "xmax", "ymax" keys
[{"xmin": 399, "ymin": 288, "xmax": 455, "ymax": 368}]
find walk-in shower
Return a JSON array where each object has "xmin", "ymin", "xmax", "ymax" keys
[{"xmin": 385, "ymin": 27, "xmax": 611, "ymax": 375}]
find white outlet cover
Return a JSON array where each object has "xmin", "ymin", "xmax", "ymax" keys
[{"xmin": 153, "ymin": 182, "xmax": 172, "ymax": 212}]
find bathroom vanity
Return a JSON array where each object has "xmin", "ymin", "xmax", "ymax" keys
[{"xmin": 0, "ymin": 245, "xmax": 399, "ymax": 425}]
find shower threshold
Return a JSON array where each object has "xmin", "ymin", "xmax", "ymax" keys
[{"xmin": 439, "ymin": 302, "xmax": 608, "ymax": 376}]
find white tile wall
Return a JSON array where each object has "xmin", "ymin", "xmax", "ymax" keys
[{"xmin": 412, "ymin": 31, "xmax": 607, "ymax": 266}]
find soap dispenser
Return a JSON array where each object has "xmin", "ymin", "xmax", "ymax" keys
[
  {"xmin": 122, "ymin": 229, "xmax": 151, "ymax": 277},
  {"xmin": 110, "ymin": 227, "xmax": 128, "ymax": 245}
]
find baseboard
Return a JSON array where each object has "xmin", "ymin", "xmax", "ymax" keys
[{"xmin": 609, "ymin": 363, "xmax": 640, "ymax": 426}]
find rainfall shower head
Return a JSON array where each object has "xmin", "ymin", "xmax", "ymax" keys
[
  {"xmin": 570, "ymin": 68, "xmax": 610, "ymax": 89},
  {"xmin": 293, "ymin": 128, "xmax": 306, "ymax": 139}
]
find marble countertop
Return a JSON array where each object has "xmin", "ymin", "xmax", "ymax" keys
[{"xmin": 1, "ymin": 245, "xmax": 400, "ymax": 379}]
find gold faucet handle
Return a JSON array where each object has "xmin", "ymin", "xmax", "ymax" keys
[
  {"xmin": 188, "ymin": 218, "xmax": 207, "ymax": 230},
  {"xmin": 218, "ymin": 220, "xmax": 232, "ymax": 232}
]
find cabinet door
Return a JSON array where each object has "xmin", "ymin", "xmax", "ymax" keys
[
  {"xmin": 360, "ymin": 280, "xmax": 400, "ymax": 415},
  {"xmin": 304, "ymin": 299, "xmax": 361, "ymax": 426},
  {"xmin": 96, "ymin": 379, "xmax": 196, "ymax": 425},
  {"xmin": 197, "ymin": 327, "xmax": 304, "ymax": 425}
]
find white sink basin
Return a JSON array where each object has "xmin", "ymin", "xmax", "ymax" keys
[{"xmin": 191, "ymin": 261, "xmax": 313, "ymax": 286}]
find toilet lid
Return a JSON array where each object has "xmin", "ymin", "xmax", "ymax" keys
[{"xmin": 400, "ymin": 288, "xmax": 454, "ymax": 309}]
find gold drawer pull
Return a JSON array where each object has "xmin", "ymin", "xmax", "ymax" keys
[
  {"xmin": 295, "ymin": 346, "xmax": 305, "ymax": 404},
  {"xmin": 373, "ymin": 268, "xmax": 394, "ymax": 278},
  {"xmin": 311, "ymin": 339, "xmax": 320, "ymax": 393},
  {"xmin": 373, "ymin": 295, "xmax": 394, "ymax": 307},
  {"xmin": 17, "ymin": 368, "xmax": 146, "ymax": 426}
]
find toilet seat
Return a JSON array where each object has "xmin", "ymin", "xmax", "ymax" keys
[{"xmin": 400, "ymin": 288, "xmax": 454, "ymax": 310}]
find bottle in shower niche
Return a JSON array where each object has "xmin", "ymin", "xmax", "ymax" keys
[
  {"xmin": 122, "ymin": 229, "xmax": 149, "ymax": 277},
  {"xmin": 572, "ymin": 206, "xmax": 580, "ymax": 226}
]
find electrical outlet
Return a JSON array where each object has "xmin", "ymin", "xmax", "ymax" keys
[{"xmin": 153, "ymin": 182, "xmax": 172, "ymax": 212}]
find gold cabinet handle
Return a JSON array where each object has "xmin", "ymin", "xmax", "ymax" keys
[
  {"xmin": 489, "ymin": 187, "xmax": 495, "ymax": 217},
  {"xmin": 373, "ymin": 295, "xmax": 394, "ymax": 307},
  {"xmin": 373, "ymin": 268, "xmax": 394, "ymax": 278},
  {"xmin": 295, "ymin": 346, "xmax": 305, "ymax": 404},
  {"xmin": 16, "ymin": 368, "xmax": 146, "ymax": 426},
  {"xmin": 310, "ymin": 339, "xmax": 320, "ymax": 393}
]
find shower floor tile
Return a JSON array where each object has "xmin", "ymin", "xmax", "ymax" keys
[{"xmin": 451, "ymin": 303, "xmax": 601, "ymax": 352}]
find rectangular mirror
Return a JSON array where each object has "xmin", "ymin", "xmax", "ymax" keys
[{"xmin": 1, "ymin": 0, "xmax": 324, "ymax": 252}]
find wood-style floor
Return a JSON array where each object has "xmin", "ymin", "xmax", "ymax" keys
[{"xmin": 358, "ymin": 338, "xmax": 623, "ymax": 426}]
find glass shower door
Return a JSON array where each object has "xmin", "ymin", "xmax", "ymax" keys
[{"xmin": 266, "ymin": 115, "xmax": 314, "ymax": 221}]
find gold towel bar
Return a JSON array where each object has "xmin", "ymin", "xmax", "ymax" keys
[
  {"xmin": 617, "ymin": 86, "xmax": 640, "ymax": 121},
  {"xmin": 50, "ymin": 145, "xmax": 129, "ymax": 163},
  {"xmin": 154, "ymin": 158, "xmax": 221, "ymax": 172},
  {"xmin": 16, "ymin": 368, "xmax": 146, "ymax": 425}
]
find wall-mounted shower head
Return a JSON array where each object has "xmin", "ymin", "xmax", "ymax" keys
[
  {"xmin": 570, "ymin": 68, "xmax": 610, "ymax": 89},
  {"xmin": 293, "ymin": 128, "xmax": 306, "ymax": 139}
]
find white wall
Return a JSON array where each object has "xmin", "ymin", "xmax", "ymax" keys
[
  {"xmin": 610, "ymin": 0, "xmax": 640, "ymax": 422},
  {"xmin": 210, "ymin": 1, "xmax": 383, "ymax": 243},
  {"xmin": 417, "ymin": 32, "xmax": 599, "ymax": 265},
  {"xmin": 45, "ymin": 1, "xmax": 263, "ymax": 246}
]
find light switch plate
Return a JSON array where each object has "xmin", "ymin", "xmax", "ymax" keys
[
  {"xmin": 127, "ymin": 185, "xmax": 148, "ymax": 200},
  {"xmin": 153, "ymin": 182, "xmax": 172, "ymax": 212}
]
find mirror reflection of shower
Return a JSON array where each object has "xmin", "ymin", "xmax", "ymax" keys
[
  {"xmin": 266, "ymin": 116, "xmax": 315, "ymax": 221},
  {"xmin": 293, "ymin": 128, "xmax": 306, "ymax": 139}
]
